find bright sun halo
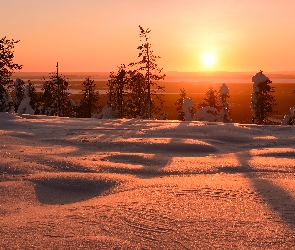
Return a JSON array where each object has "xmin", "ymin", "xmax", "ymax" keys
[{"xmin": 202, "ymin": 53, "xmax": 215, "ymax": 66}]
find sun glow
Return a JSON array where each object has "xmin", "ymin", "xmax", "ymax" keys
[{"xmin": 202, "ymin": 53, "xmax": 216, "ymax": 66}]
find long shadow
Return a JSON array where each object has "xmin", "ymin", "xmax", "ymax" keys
[
  {"xmin": 230, "ymin": 151, "xmax": 295, "ymax": 230},
  {"xmin": 31, "ymin": 177, "xmax": 117, "ymax": 205}
]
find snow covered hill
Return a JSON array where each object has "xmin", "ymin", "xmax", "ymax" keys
[{"xmin": 1, "ymin": 113, "xmax": 295, "ymax": 249}]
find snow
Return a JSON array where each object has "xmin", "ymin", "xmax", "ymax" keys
[
  {"xmin": 17, "ymin": 84, "xmax": 34, "ymax": 115},
  {"xmin": 219, "ymin": 83, "xmax": 229, "ymax": 95},
  {"xmin": 182, "ymin": 97, "xmax": 194, "ymax": 121},
  {"xmin": 93, "ymin": 104, "xmax": 115, "ymax": 119},
  {"xmin": 252, "ymin": 71, "xmax": 269, "ymax": 92},
  {"xmin": 193, "ymin": 106, "xmax": 220, "ymax": 122},
  {"xmin": 282, "ymin": 106, "xmax": 295, "ymax": 125},
  {"xmin": 1, "ymin": 113, "xmax": 295, "ymax": 248}
]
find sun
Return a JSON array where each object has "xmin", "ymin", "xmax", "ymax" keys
[{"xmin": 202, "ymin": 53, "xmax": 216, "ymax": 66}]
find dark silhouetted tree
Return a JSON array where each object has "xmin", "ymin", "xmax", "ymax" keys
[
  {"xmin": 27, "ymin": 80, "xmax": 42, "ymax": 114},
  {"xmin": 199, "ymin": 86, "xmax": 221, "ymax": 111},
  {"xmin": 14, "ymin": 78, "xmax": 26, "ymax": 112},
  {"xmin": 41, "ymin": 64, "xmax": 71, "ymax": 116},
  {"xmin": 174, "ymin": 88, "xmax": 187, "ymax": 121},
  {"xmin": 129, "ymin": 25, "xmax": 165, "ymax": 118},
  {"xmin": 107, "ymin": 65, "xmax": 129, "ymax": 118},
  {"xmin": 0, "ymin": 37, "xmax": 22, "ymax": 112},
  {"xmin": 77, "ymin": 77, "xmax": 100, "ymax": 118}
]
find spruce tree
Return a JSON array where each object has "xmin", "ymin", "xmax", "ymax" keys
[
  {"xmin": 107, "ymin": 65, "xmax": 129, "ymax": 118},
  {"xmin": 129, "ymin": 25, "xmax": 165, "ymax": 118},
  {"xmin": 77, "ymin": 77, "xmax": 100, "ymax": 118},
  {"xmin": 198, "ymin": 86, "xmax": 221, "ymax": 111},
  {"xmin": 41, "ymin": 70, "xmax": 71, "ymax": 117},
  {"xmin": 174, "ymin": 88, "xmax": 187, "ymax": 121},
  {"xmin": 251, "ymin": 71, "xmax": 276, "ymax": 124},
  {"xmin": 0, "ymin": 37, "xmax": 22, "ymax": 112}
]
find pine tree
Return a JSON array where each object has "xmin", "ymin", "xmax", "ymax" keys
[
  {"xmin": 77, "ymin": 77, "xmax": 100, "ymax": 118},
  {"xmin": 199, "ymin": 86, "xmax": 221, "ymax": 111},
  {"xmin": 41, "ymin": 69, "xmax": 71, "ymax": 117},
  {"xmin": 0, "ymin": 37, "xmax": 22, "ymax": 112},
  {"xmin": 174, "ymin": 88, "xmax": 187, "ymax": 121},
  {"xmin": 129, "ymin": 25, "xmax": 165, "ymax": 118},
  {"xmin": 251, "ymin": 71, "xmax": 276, "ymax": 124},
  {"xmin": 107, "ymin": 65, "xmax": 129, "ymax": 118},
  {"xmin": 27, "ymin": 80, "xmax": 42, "ymax": 114},
  {"xmin": 126, "ymin": 70, "xmax": 147, "ymax": 118}
]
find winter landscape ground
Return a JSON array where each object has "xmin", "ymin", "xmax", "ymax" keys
[{"xmin": 1, "ymin": 112, "xmax": 295, "ymax": 249}]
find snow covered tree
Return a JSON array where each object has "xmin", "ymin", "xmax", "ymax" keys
[
  {"xmin": 129, "ymin": 25, "xmax": 165, "ymax": 118},
  {"xmin": 219, "ymin": 83, "xmax": 232, "ymax": 123},
  {"xmin": 196, "ymin": 86, "xmax": 221, "ymax": 121},
  {"xmin": 17, "ymin": 84, "xmax": 35, "ymax": 115},
  {"xmin": 182, "ymin": 97, "xmax": 195, "ymax": 121},
  {"xmin": 175, "ymin": 89, "xmax": 197, "ymax": 121},
  {"xmin": 251, "ymin": 71, "xmax": 276, "ymax": 124},
  {"xmin": 0, "ymin": 37, "xmax": 22, "ymax": 112},
  {"xmin": 282, "ymin": 106, "xmax": 295, "ymax": 125},
  {"xmin": 14, "ymin": 78, "xmax": 26, "ymax": 112},
  {"xmin": 77, "ymin": 77, "xmax": 100, "ymax": 118},
  {"xmin": 41, "ymin": 71, "xmax": 71, "ymax": 117}
]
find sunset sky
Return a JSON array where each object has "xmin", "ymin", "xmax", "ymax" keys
[{"xmin": 3, "ymin": 0, "xmax": 295, "ymax": 72}]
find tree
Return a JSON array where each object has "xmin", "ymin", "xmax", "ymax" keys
[
  {"xmin": 14, "ymin": 78, "xmax": 26, "ymax": 112},
  {"xmin": 77, "ymin": 77, "xmax": 100, "ymax": 118},
  {"xmin": 282, "ymin": 106, "xmax": 295, "ymax": 125},
  {"xmin": 174, "ymin": 88, "xmax": 187, "ymax": 121},
  {"xmin": 251, "ymin": 71, "xmax": 276, "ymax": 124},
  {"xmin": 198, "ymin": 86, "xmax": 221, "ymax": 111},
  {"xmin": 219, "ymin": 83, "xmax": 232, "ymax": 123},
  {"xmin": 0, "ymin": 37, "xmax": 22, "ymax": 112},
  {"xmin": 129, "ymin": 25, "xmax": 165, "ymax": 118},
  {"xmin": 27, "ymin": 80, "xmax": 42, "ymax": 114},
  {"xmin": 41, "ymin": 64, "xmax": 71, "ymax": 116},
  {"xmin": 127, "ymin": 70, "xmax": 149, "ymax": 118},
  {"xmin": 107, "ymin": 65, "xmax": 129, "ymax": 118}
]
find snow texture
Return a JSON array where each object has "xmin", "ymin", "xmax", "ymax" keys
[{"xmin": 1, "ymin": 113, "xmax": 295, "ymax": 249}]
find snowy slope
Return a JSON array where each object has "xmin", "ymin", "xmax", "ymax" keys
[{"xmin": 1, "ymin": 113, "xmax": 295, "ymax": 249}]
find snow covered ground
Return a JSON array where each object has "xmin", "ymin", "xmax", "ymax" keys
[{"xmin": 1, "ymin": 112, "xmax": 295, "ymax": 249}]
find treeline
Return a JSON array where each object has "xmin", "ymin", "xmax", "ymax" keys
[{"xmin": 1, "ymin": 28, "xmax": 295, "ymax": 124}]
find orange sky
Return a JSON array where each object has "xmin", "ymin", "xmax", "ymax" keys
[{"xmin": 3, "ymin": 0, "xmax": 295, "ymax": 72}]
